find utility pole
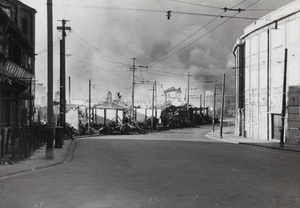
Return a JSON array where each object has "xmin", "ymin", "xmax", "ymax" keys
[
  {"xmin": 130, "ymin": 58, "xmax": 136, "ymax": 122},
  {"xmin": 203, "ymin": 91, "xmax": 206, "ymax": 108},
  {"xmin": 88, "ymin": 79, "xmax": 91, "ymax": 134},
  {"xmin": 59, "ymin": 40, "xmax": 64, "ymax": 126},
  {"xmin": 186, "ymin": 72, "xmax": 191, "ymax": 124},
  {"xmin": 280, "ymin": 49, "xmax": 288, "ymax": 147},
  {"xmin": 130, "ymin": 59, "xmax": 148, "ymax": 122},
  {"xmin": 151, "ymin": 81, "xmax": 155, "ymax": 128},
  {"xmin": 68, "ymin": 76, "xmax": 71, "ymax": 104},
  {"xmin": 212, "ymin": 84, "xmax": 216, "ymax": 133},
  {"xmin": 46, "ymin": 0, "xmax": 54, "ymax": 159},
  {"xmin": 220, "ymin": 74, "xmax": 226, "ymax": 138},
  {"xmin": 200, "ymin": 94, "xmax": 202, "ymax": 108},
  {"xmin": 57, "ymin": 19, "xmax": 71, "ymax": 134}
]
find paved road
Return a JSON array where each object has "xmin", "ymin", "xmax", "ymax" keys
[{"xmin": 1, "ymin": 126, "xmax": 300, "ymax": 208}]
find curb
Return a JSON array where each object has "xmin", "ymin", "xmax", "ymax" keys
[
  {"xmin": 0, "ymin": 139, "xmax": 75, "ymax": 180},
  {"xmin": 205, "ymin": 131, "xmax": 300, "ymax": 153},
  {"xmin": 239, "ymin": 142, "xmax": 300, "ymax": 153}
]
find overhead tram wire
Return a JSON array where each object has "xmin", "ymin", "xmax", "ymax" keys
[
  {"xmin": 146, "ymin": 0, "xmax": 260, "ymax": 67},
  {"xmin": 69, "ymin": 30, "xmax": 129, "ymax": 66},
  {"xmin": 149, "ymin": 13, "xmax": 244, "ymax": 65},
  {"xmin": 141, "ymin": 67, "xmax": 183, "ymax": 77},
  {"xmin": 171, "ymin": 0, "xmax": 273, "ymax": 12},
  {"xmin": 144, "ymin": 0, "xmax": 247, "ymax": 66},
  {"xmin": 68, "ymin": 56, "xmax": 129, "ymax": 78},
  {"xmin": 68, "ymin": 35, "xmax": 119, "ymax": 64},
  {"xmin": 153, "ymin": 0, "xmax": 169, "ymax": 11},
  {"xmin": 36, "ymin": 36, "xmax": 62, "ymax": 55},
  {"xmin": 67, "ymin": 54, "xmax": 131, "ymax": 66},
  {"xmin": 68, "ymin": 31, "xmax": 129, "ymax": 66},
  {"xmin": 69, "ymin": 32, "xmax": 129, "ymax": 66},
  {"xmin": 170, "ymin": 0, "xmax": 222, "ymax": 10},
  {"xmin": 62, "ymin": 4, "xmax": 257, "ymax": 20}
]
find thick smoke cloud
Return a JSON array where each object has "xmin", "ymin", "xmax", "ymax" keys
[{"xmin": 23, "ymin": 0, "xmax": 295, "ymax": 104}]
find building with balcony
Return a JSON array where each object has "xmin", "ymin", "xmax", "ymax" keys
[{"xmin": 0, "ymin": 0, "xmax": 36, "ymax": 146}]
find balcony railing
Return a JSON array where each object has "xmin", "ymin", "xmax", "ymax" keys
[{"xmin": 3, "ymin": 59, "xmax": 34, "ymax": 83}]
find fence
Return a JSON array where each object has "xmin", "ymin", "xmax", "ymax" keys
[{"xmin": 0, "ymin": 124, "xmax": 47, "ymax": 161}]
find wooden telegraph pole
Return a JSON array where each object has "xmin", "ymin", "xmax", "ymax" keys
[
  {"xmin": 69, "ymin": 76, "xmax": 71, "ymax": 104},
  {"xmin": 212, "ymin": 84, "xmax": 216, "ymax": 133},
  {"xmin": 186, "ymin": 72, "xmax": 191, "ymax": 124},
  {"xmin": 46, "ymin": 0, "xmax": 54, "ymax": 159},
  {"xmin": 88, "ymin": 80, "xmax": 91, "ymax": 134},
  {"xmin": 220, "ymin": 74, "xmax": 226, "ymax": 138},
  {"xmin": 131, "ymin": 58, "xmax": 136, "ymax": 122},
  {"xmin": 151, "ymin": 81, "xmax": 155, "ymax": 128},
  {"xmin": 57, "ymin": 20, "xmax": 71, "ymax": 133}
]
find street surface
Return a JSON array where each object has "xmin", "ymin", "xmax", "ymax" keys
[{"xmin": 1, "ymin": 126, "xmax": 300, "ymax": 208}]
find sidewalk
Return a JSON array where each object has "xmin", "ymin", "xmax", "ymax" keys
[
  {"xmin": 206, "ymin": 126, "xmax": 300, "ymax": 153},
  {"xmin": 0, "ymin": 139, "xmax": 73, "ymax": 179}
]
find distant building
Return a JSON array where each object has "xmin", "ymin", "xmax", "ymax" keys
[
  {"xmin": 233, "ymin": 0, "xmax": 300, "ymax": 144},
  {"xmin": 164, "ymin": 86, "xmax": 186, "ymax": 107},
  {"xmin": 35, "ymin": 83, "xmax": 47, "ymax": 107},
  {"xmin": 0, "ymin": 0, "xmax": 36, "ymax": 134}
]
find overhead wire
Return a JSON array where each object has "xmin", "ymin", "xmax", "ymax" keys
[
  {"xmin": 61, "ymin": 4, "xmax": 258, "ymax": 20},
  {"xmin": 145, "ymin": 0, "xmax": 247, "ymax": 66},
  {"xmin": 170, "ymin": 0, "xmax": 221, "ymax": 10},
  {"xmin": 35, "ymin": 36, "xmax": 62, "ymax": 55},
  {"xmin": 69, "ymin": 30, "xmax": 129, "ymax": 66},
  {"xmin": 68, "ymin": 56, "xmax": 128, "ymax": 78},
  {"xmin": 70, "ymin": 32, "xmax": 126, "ymax": 65},
  {"xmin": 68, "ymin": 54, "xmax": 131, "ymax": 66},
  {"xmin": 146, "ymin": 0, "xmax": 260, "ymax": 67},
  {"xmin": 157, "ymin": 0, "xmax": 169, "ymax": 11},
  {"xmin": 153, "ymin": 0, "xmax": 169, "ymax": 11}
]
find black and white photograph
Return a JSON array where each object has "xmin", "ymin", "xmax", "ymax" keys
[{"xmin": 1, "ymin": 0, "xmax": 300, "ymax": 207}]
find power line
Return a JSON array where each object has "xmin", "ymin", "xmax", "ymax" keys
[
  {"xmin": 171, "ymin": 0, "xmax": 229, "ymax": 10},
  {"xmin": 35, "ymin": 36, "xmax": 61, "ymax": 55},
  {"xmin": 173, "ymin": 11, "xmax": 257, "ymax": 20},
  {"xmin": 147, "ymin": 0, "xmax": 260, "ymax": 67},
  {"xmin": 153, "ymin": 0, "xmax": 169, "ymax": 11},
  {"xmin": 69, "ymin": 31, "xmax": 129, "ymax": 66},
  {"xmin": 145, "ymin": 0, "xmax": 248, "ymax": 66},
  {"xmin": 61, "ymin": 4, "xmax": 258, "ymax": 20},
  {"xmin": 70, "ymin": 32, "xmax": 128, "ymax": 66},
  {"xmin": 68, "ymin": 56, "xmax": 127, "ymax": 78},
  {"xmin": 172, "ymin": 0, "xmax": 272, "ymax": 12},
  {"xmin": 68, "ymin": 54, "xmax": 131, "ymax": 66},
  {"xmin": 70, "ymin": 30, "xmax": 129, "ymax": 66}
]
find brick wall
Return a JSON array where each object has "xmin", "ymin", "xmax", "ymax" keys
[{"xmin": 286, "ymin": 86, "xmax": 300, "ymax": 144}]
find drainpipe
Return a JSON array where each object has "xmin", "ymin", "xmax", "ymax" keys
[
  {"xmin": 267, "ymin": 29, "xmax": 270, "ymax": 141},
  {"xmin": 280, "ymin": 49, "xmax": 288, "ymax": 147}
]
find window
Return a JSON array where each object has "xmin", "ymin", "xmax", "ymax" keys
[{"xmin": 22, "ymin": 18, "xmax": 28, "ymax": 37}]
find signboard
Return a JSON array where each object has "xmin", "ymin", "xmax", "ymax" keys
[{"xmin": 4, "ymin": 60, "xmax": 34, "ymax": 81}]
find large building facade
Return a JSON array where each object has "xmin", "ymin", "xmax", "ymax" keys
[
  {"xmin": 233, "ymin": 0, "xmax": 300, "ymax": 144},
  {"xmin": 0, "ymin": 0, "xmax": 36, "ymax": 143}
]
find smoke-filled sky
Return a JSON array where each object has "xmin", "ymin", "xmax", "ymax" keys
[{"xmin": 22, "ymin": 0, "xmax": 295, "ymax": 105}]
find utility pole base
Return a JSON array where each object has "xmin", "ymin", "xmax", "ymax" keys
[
  {"xmin": 45, "ymin": 148, "xmax": 54, "ymax": 159},
  {"xmin": 45, "ymin": 127, "xmax": 54, "ymax": 159}
]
